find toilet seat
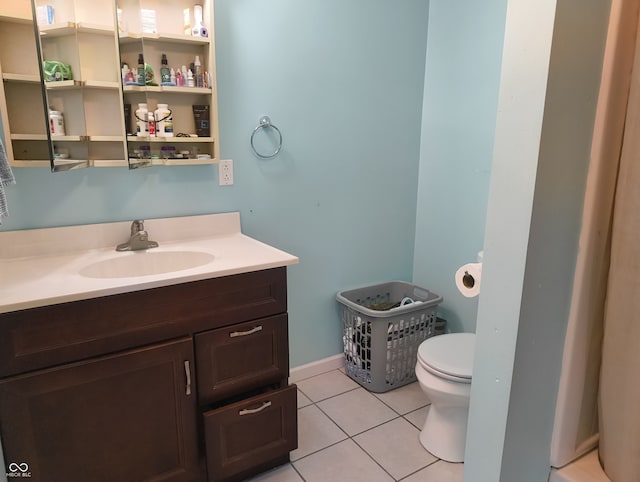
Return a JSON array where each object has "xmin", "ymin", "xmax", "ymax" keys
[{"xmin": 417, "ymin": 333, "xmax": 475, "ymax": 383}]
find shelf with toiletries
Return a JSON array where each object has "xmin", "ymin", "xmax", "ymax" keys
[
  {"xmin": 126, "ymin": 136, "xmax": 215, "ymax": 165},
  {"xmin": 33, "ymin": 0, "xmax": 128, "ymax": 170},
  {"xmin": 117, "ymin": 0, "xmax": 219, "ymax": 168},
  {"xmin": 127, "ymin": 136, "xmax": 213, "ymax": 142},
  {"xmin": 0, "ymin": 0, "xmax": 218, "ymax": 169},
  {"xmin": 123, "ymin": 85, "xmax": 211, "ymax": 94},
  {"xmin": 39, "ymin": 32, "xmax": 120, "ymax": 86},
  {"xmin": 116, "ymin": 0, "xmax": 213, "ymax": 39}
]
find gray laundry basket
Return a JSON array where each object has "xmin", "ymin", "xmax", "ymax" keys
[{"xmin": 336, "ymin": 281, "xmax": 443, "ymax": 393}]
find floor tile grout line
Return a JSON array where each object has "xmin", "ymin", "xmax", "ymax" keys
[
  {"xmin": 292, "ymin": 366, "xmax": 346, "ymax": 384},
  {"xmin": 294, "ymin": 398, "xmax": 441, "ymax": 482},
  {"xmin": 297, "ymin": 368, "xmax": 431, "ymax": 417},
  {"xmin": 371, "ymin": 392, "xmax": 432, "ymax": 418},
  {"xmin": 396, "ymin": 458, "xmax": 441, "ymax": 481},
  {"xmin": 291, "ymin": 437, "xmax": 349, "ymax": 465},
  {"xmin": 348, "ymin": 413, "xmax": 440, "ymax": 481},
  {"xmin": 350, "ymin": 435, "xmax": 401, "ymax": 481},
  {"xmin": 292, "ymin": 398, "xmax": 400, "ymax": 465},
  {"xmin": 305, "ymin": 383, "xmax": 432, "ymax": 438},
  {"xmin": 311, "ymin": 394, "xmax": 403, "ymax": 439},
  {"xmin": 292, "ymin": 368, "xmax": 447, "ymax": 481},
  {"xmin": 297, "ymin": 383, "xmax": 361, "ymax": 405},
  {"xmin": 289, "ymin": 460, "xmax": 307, "ymax": 482},
  {"xmin": 290, "ymin": 401, "xmax": 351, "ymax": 463}
]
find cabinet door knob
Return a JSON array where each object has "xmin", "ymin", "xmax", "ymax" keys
[
  {"xmin": 229, "ymin": 325, "xmax": 263, "ymax": 338},
  {"xmin": 238, "ymin": 401, "xmax": 272, "ymax": 416},
  {"xmin": 184, "ymin": 360, "xmax": 192, "ymax": 396}
]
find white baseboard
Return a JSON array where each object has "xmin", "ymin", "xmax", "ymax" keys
[{"xmin": 289, "ymin": 354, "xmax": 345, "ymax": 383}]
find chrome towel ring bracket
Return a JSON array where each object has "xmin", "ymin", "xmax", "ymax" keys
[{"xmin": 250, "ymin": 116, "xmax": 283, "ymax": 159}]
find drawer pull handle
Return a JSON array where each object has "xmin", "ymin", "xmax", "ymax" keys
[
  {"xmin": 239, "ymin": 401, "xmax": 272, "ymax": 416},
  {"xmin": 230, "ymin": 325, "xmax": 263, "ymax": 338},
  {"xmin": 184, "ymin": 360, "xmax": 192, "ymax": 396}
]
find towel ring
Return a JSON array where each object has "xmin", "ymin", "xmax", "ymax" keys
[{"xmin": 250, "ymin": 116, "xmax": 282, "ymax": 159}]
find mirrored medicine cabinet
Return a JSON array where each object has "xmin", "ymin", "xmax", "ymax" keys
[{"xmin": 0, "ymin": 0, "xmax": 219, "ymax": 171}]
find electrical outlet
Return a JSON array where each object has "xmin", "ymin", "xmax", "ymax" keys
[{"xmin": 218, "ymin": 159, "xmax": 234, "ymax": 185}]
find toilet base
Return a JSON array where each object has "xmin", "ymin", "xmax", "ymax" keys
[{"xmin": 420, "ymin": 404, "xmax": 469, "ymax": 463}]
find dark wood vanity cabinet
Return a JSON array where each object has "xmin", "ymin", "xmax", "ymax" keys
[
  {"xmin": 0, "ymin": 338, "xmax": 200, "ymax": 482},
  {"xmin": 0, "ymin": 267, "xmax": 297, "ymax": 482}
]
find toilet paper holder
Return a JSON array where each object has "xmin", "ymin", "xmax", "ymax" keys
[
  {"xmin": 462, "ymin": 272, "xmax": 476, "ymax": 289},
  {"xmin": 455, "ymin": 251, "xmax": 483, "ymax": 298},
  {"xmin": 463, "ymin": 250, "xmax": 484, "ymax": 288}
]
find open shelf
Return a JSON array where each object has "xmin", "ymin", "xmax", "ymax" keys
[
  {"xmin": 91, "ymin": 159, "xmax": 129, "ymax": 168},
  {"xmin": 0, "ymin": 14, "xmax": 34, "ymax": 25},
  {"xmin": 76, "ymin": 22, "xmax": 116, "ymax": 35},
  {"xmin": 127, "ymin": 135, "xmax": 213, "ymax": 143},
  {"xmin": 123, "ymin": 85, "xmax": 211, "ymax": 94},
  {"xmin": 119, "ymin": 32, "xmax": 209, "ymax": 45},
  {"xmin": 2, "ymin": 73, "xmax": 40, "ymax": 83},
  {"xmin": 10, "ymin": 160, "xmax": 51, "ymax": 168},
  {"xmin": 46, "ymin": 80, "xmax": 82, "ymax": 90},
  {"xmin": 11, "ymin": 134, "xmax": 48, "ymax": 141},
  {"xmin": 38, "ymin": 22, "xmax": 77, "ymax": 37}
]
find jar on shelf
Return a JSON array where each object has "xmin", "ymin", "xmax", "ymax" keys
[
  {"xmin": 49, "ymin": 110, "xmax": 65, "ymax": 136},
  {"xmin": 160, "ymin": 145, "xmax": 176, "ymax": 159}
]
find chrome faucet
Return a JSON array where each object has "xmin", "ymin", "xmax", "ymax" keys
[{"xmin": 116, "ymin": 220, "xmax": 159, "ymax": 251}]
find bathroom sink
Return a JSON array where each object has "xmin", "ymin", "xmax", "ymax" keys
[{"xmin": 79, "ymin": 250, "xmax": 215, "ymax": 279}]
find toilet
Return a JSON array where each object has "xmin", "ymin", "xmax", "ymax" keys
[{"xmin": 415, "ymin": 332, "xmax": 475, "ymax": 463}]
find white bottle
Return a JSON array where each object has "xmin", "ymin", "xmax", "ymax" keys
[
  {"xmin": 191, "ymin": 4, "xmax": 208, "ymax": 37},
  {"xmin": 187, "ymin": 69, "xmax": 194, "ymax": 87},
  {"xmin": 121, "ymin": 64, "xmax": 130, "ymax": 84},
  {"xmin": 49, "ymin": 110, "xmax": 65, "ymax": 136},
  {"xmin": 135, "ymin": 103, "xmax": 148, "ymax": 137},
  {"xmin": 154, "ymin": 104, "xmax": 173, "ymax": 138}
]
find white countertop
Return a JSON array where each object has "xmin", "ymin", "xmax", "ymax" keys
[{"xmin": 0, "ymin": 212, "xmax": 299, "ymax": 314}]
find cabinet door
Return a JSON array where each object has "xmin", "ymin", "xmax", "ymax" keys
[
  {"xmin": 203, "ymin": 385, "xmax": 297, "ymax": 482},
  {"xmin": 0, "ymin": 338, "xmax": 201, "ymax": 482},
  {"xmin": 195, "ymin": 314, "xmax": 289, "ymax": 405}
]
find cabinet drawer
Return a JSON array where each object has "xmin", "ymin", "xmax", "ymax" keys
[
  {"xmin": 203, "ymin": 384, "xmax": 297, "ymax": 482},
  {"xmin": 0, "ymin": 267, "xmax": 287, "ymax": 377},
  {"xmin": 195, "ymin": 314, "xmax": 288, "ymax": 405}
]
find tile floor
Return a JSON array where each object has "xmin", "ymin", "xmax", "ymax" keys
[{"xmin": 247, "ymin": 369, "xmax": 464, "ymax": 482}]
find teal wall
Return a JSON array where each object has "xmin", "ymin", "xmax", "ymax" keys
[
  {"xmin": 413, "ymin": 0, "xmax": 507, "ymax": 334},
  {"xmin": 0, "ymin": 0, "xmax": 429, "ymax": 368}
]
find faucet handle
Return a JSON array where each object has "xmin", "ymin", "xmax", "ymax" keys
[{"xmin": 131, "ymin": 219, "xmax": 145, "ymax": 234}]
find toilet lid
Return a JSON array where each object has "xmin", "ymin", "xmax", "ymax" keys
[{"xmin": 418, "ymin": 333, "xmax": 475, "ymax": 380}]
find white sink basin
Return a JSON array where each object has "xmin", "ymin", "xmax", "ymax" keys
[{"xmin": 79, "ymin": 250, "xmax": 215, "ymax": 279}]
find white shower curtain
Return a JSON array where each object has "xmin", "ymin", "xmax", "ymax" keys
[{"xmin": 598, "ymin": 5, "xmax": 640, "ymax": 478}]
